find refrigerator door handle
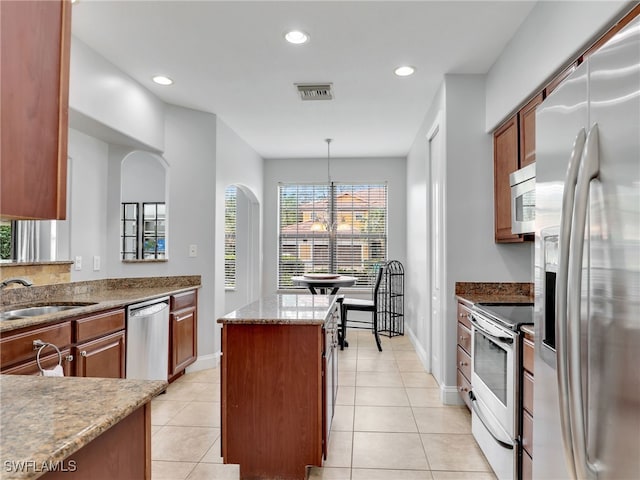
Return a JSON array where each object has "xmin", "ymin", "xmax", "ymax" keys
[
  {"xmin": 567, "ymin": 124, "xmax": 600, "ymax": 480},
  {"xmin": 555, "ymin": 127, "xmax": 586, "ymax": 480}
]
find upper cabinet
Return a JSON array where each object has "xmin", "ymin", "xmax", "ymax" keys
[
  {"xmin": 0, "ymin": 0, "xmax": 71, "ymax": 220},
  {"xmin": 518, "ymin": 94, "xmax": 543, "ymax": 168},
  {"xmin": 493, "ymin": 116, "xmax": 523, "ymax": 243}
]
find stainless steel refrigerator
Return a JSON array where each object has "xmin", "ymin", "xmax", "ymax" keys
[{"xmin": 534, "ymin": 14, "xmax": 639, "ymax": 480}]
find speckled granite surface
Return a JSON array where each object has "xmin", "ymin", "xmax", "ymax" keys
[
  {"xmin": 455, "ymin": 282, "xmax": 533, "ymax": 305},
  {"xmin": 219, "ymin": 294, "xmax": 336, "ymax": 325},
  {"xmin": 0, "ymin": 375, "xmax": 166, "ymax": 480},
  {"xmin": 0, "ymin": 276, "xmax": 201, "ymax": 333}
]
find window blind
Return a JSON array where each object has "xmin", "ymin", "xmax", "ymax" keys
[
  {"xmin": 278, "ymin": 183, "xmax": 387, "ymax": 289},
  {"xmin": 225, "ymin": 186, "xmax": 237, "ymax": 288}
]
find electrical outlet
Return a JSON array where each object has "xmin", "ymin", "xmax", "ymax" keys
[
  {"xmin": 74, "ymin": 256, "xmax": 82, "ymax": 271},
  {"xmin": 93, "ymin": 256, "xmax": 101, "ymax": 271},
  {"xmin": 189, "ymin": 244, "xmax": 197, "ymax": 257}
]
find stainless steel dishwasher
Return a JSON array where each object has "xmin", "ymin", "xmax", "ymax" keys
[{"xmin": 126, "ymin": 297, "xmax": 170, "ymax": 381}]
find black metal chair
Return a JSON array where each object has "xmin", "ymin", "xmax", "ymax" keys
[{"xmin": 339, "ymin": 266, "xmax": 384, "ymax": 352}]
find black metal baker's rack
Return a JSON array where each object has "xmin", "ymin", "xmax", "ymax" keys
[{"xmin": 377, "ymin": 260, "xmax": 404, "ymax": 337}]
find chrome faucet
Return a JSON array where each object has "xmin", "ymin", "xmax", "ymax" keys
[{"xmin": 0, "ymin": 277, "xmax": 34, "ymax": 289}]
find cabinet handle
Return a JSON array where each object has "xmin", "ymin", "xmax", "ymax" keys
[
  {"xmin": 175, "ymin": 314, "xmax": 190, "ymax": 322},
  {"xmin": 459, "ymin": 312, "xmax": 465, "ymax": 318},
  {"xmin": 459, "ymin": 361, "xmax": 468, "ymax": 367},
  {"xmin": 66, "ymin": 355, "xmax": 74, "ymax": 362},
  {"xmin": 80, "ymin": 351, "xmax": 87, "ymax": 357},
  {"xmin": 459, "ymin": 386, "xmax": 468, "ymax": 392},
  {"xmin": 459, "ymin": 335, "xmax": 465, "ymax": 341}
]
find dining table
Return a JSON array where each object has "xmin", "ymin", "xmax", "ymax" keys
[{"xmin": 291, "ymin": 274, "xmax": 357, "ymax": 295}]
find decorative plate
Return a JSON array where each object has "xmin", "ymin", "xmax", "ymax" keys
[{"xmin": 303, "ymin": 273, "xmax": 340, "ymax": 279}]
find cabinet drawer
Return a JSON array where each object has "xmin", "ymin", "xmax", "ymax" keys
[
  {"xmin": 523, "ymin": 370, "xmax": 534, "ymax": 415},
  {"xmin": 522, "ymin": 449, "xmax": 533, "ymax": 480},
  {"xmin": 522, "ymin": 409, "xmax": 533, "ymax": 457},
  {"xmin": 171, "ymin": 290, "xmax": 197, "ymax": 312},
  {"xmin": 1, "ymin": 322, "xmax": 71, "ymax": 368},
  {"xmin": 2, "ymin": 348, "xmax": 72, "ymax": 376},
  {"xmin": 523, "ymin": 337, "xmax": 534, "ymax": 374},
  {"xmin": 457, "ymin": 369, "xmax": 471, "ymax": 410},
  {"xmin": 457, "ymin": 345, "xmax": 471, "ymax": 381},
  {"xmin": 457, "ymin": 322, "xmax": 471, "ymax": 354},
  {"xmin": 74, "ymin": 309, "xmax": 125, "ymax": 343},
  {"xmin": 457, "ymin": 302, "xmax": 472, "ymax": 329}
]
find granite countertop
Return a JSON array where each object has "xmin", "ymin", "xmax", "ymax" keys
[
  {"xmin": 219, "ymin": 294, "xmax": 336, "ymax": 325},
  {"xmin": 455, "ymin": 281, "xmax": 533, "ymax": 306},
  {"xmin": 0, "ymin": 276, "xmax": 201, "ymax": 333},
  {"xmin": 521, "ymin": 324, "xmax": 535, "ymax": 336},
  {"xmin": 0, "ymin": 375, "xmax": 166, "ymax": 480}
]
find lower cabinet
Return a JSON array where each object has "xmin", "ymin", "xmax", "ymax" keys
[
  {"xmin": 521, "ymin": 329, "xmax": 535, "ymax": 480},
  {"xmin": 168, "ymin": 290, "xmax": 198, "ymax": 381},
  {"xmin": 456, "ymin": 300, "xmax": 473, "ymax": 409},
  {"xmin": 74, "ymin": 331, "xmax": 126, "ymax": 378},
  {"xmin": 0, "ymin": 309, "xmax": 126, "ymax": 378},
  {"xmin": 221, "ymin": 321, "xmax": 326, "ymax": 479}
]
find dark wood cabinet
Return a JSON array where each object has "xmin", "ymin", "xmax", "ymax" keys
[
  {"xmin": 0, "ymin": 0, "xmax": 71, "ymax": 220},
  {"xmin": 74, "ymin": 331, "xmax": 126, "ymax": 378},
  {"xmin": 220, "ymin": 301, "xmax": 338, "ymax": 480},
  {"xmin": 518, "ymin": 93, "xmax": 543, "ymax": 168},
  {"xmin": 521, "ymin": 329, "xmax": 535, "ymax": 480},
  {"xmin": 168, "ymin": 290, "xmax": 198, "ymax": 381},
  {"xmin": 0, "ymin": 308, "xmax": 126, "ymax": 378},
  {"xmin": 73, "ymin": 309, "xmax": 126, "ymax": 379},
  {"xmin": 493, "ymin": 115, "xmax": 523, "ymax": 243},
  {"xmin": 456, "ymin": 301, "xmax": 472, "ymax": 409},
  {"xmin": 0, "ymin": 321, "xmax": 72, "ymax": 369}
]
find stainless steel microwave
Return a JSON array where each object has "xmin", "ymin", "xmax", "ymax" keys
[{"xmin": 509, "ymin": 163, "xmax": 535, "ymax": 234}]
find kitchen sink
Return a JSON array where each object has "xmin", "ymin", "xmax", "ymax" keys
[{"xmin": 0, "ymin": 302, "xmax": 97, "ymax": 321}]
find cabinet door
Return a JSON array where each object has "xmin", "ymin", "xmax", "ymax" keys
[
  {"xmin": 169, "ymin": 307, "xmax": 197, "ymax": 377},
  {"xmin": 519, "ymin": 93, "xmax": 543, "ymax": 168},
  {"xmin": 74, "ymin": 331, "xmax": 126, "ymax": 378},
  {"xmin": 0, "ymin": 0, "xmax": 71, "ymax": 219},
  {"xmin": 493, "ymin": 115, "xmax": 523, "ymax": 243},
  {"xmin": 2, "ymin": 348, "xmax": 73, "ymax": 376}
]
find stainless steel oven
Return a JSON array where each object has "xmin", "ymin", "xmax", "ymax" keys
[
  {"xmin": 509, "ymin": 163, "xmax": 535, "ymax": 234},
  {"xmin": 468, "ymin": 303, "xmax": 533, "ymax": 480}
]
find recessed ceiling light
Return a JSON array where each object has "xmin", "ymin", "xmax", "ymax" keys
[
  {"xmin": 394, "ymin": 66, "xmax": 416, "ymax": 77},
  {"xmin": 284, "ymin": 30, "xmax": 310, "ymax": 45},
  {"xmin": 152, "ymin": 75, "xmax": 173, "ymax": 86}
]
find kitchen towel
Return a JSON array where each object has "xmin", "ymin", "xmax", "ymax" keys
[{"xmin": 41, "ymin": 365, "xmax": 64, "ymax": 377}]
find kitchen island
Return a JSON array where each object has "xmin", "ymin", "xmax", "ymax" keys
[
  {"xmin": 218, "ymin": 294, "xmax": 340, "ymax": 480},
  {"xmin": 0, "ymin": 375, "xmax": 166, "ymax": 479}
]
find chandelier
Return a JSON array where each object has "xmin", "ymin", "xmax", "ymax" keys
[{"xmin": 311, "ymin": 139, "xmax": 350, "ymax": 233}]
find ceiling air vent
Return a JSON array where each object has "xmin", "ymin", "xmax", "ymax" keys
[{"xmin": 296, "ymin": 83, "xmax": 333, "ymax": 101}]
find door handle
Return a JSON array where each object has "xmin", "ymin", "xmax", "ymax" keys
[
  {"xmin": 566, "ymin": 124, "xmax": 599, "ymax": 480},
  {"xmin": 468, "ymin": 391, "xmax": 514, "ymax": 450},
  {"xmin": 555, "ymin": 127, "xmax": 586, "ymax": 480}
]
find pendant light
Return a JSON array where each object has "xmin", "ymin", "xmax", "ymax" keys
[{"xmin": 311, "ymin": 139, "xmax": 333, "ymax": 232}]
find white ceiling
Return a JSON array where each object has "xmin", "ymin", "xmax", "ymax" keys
[{"xmin": 71, "ymin": 0, "xmax": 536, "ymax": 159}]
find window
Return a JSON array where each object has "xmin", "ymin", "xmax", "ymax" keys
[
  {"xmin": 225, "ymin": 186, "xmax": 237, "ymax": 289},
  {"xmin": 278, "ymin": 183, "xmax": 387, "ymax": 289}
]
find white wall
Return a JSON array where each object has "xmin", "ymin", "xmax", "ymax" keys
[
  {"xmin": 67, "ymin": 128, "xmax": 110, "ymax": 281},
  {"xmin": 405, "ymin": 84, "xmax": 445, "ymax": 371},
  {"xmin": 216, "ymin": 118, "xmax": 264, "ymax": 318},
  {"xmin": 263, "ymin": 156, "xmax": 407, "ymax": 296},
  {"xmin": 406, "ymin": 75, "xmax": 534, "ymax": 402},
  {"xmin": 486, "ymin": 0, "xmax": 633, "ymax": 130},
  {"xmin": 69, "ymin": 37, "xmax": 165, "ymax": 151}
]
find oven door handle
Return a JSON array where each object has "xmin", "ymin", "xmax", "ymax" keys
[
  {"xmin": 468, "ymin": 391, "xmax": 514, "ymax": 450},
  {"xmin": 469, "ymin": 316, "xmax": 513, "ymax": 345}
]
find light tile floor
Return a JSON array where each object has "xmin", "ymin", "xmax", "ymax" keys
[{"xmin": 151, "ymin": 330, "xmax": 496, "ymax": 480}]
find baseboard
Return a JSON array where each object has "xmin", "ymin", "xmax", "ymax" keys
[
  {"xmin": 442, "ymin": 384, "xmax": 465, "ymax": 406},
  {"xmin": 186, "ymin": 352, "xmax": 220, "ymax": 372},
  {"xmin": 405, "ymin": 326, "xmax": 429, "ymax": 371}
]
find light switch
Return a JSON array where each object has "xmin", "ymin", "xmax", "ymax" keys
[
  {"xmin": 74, "ymin": 256, "xmax": 82, "ymax": 271},
  {"xmin": 93, "ymin": 256, "xmax": 101, "ymax": 271},
  {"xmin": 189, "ymin": 244, "xmax": 198, "ymax": 257}
]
